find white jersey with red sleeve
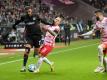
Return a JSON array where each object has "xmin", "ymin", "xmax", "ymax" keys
[
  {"xmin": 94, "ymin": 17, "xmax": 107, "ymax": 42},
  {"xmin": 43, "ymin": 25, "xmax": 60, "ymax": 47}
]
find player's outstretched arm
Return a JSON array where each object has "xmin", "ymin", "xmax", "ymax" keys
[
  {"xmin": 37, "ymin": 15, "xmax": 53, "ymax": 25},
  {"xmin": 47, "ymin": 29, "xmax": 58, "ymax": 36},
  {"xmin": 12, "ymin": 16, "xmax": 24, "ymax": 30},
  {"xmin": 41, "ymin": 19, "xmax": 52, "ymax": 25},
  {"xmin": 79, "ymin": 29, "xmax": 94, "ymax": 37}
]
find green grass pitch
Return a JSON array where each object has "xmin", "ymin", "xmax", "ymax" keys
[{"xmin": 0, "ymin": 39, "xmax": 107, "ymax": 80}]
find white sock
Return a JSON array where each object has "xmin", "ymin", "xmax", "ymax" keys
[
  {"xmin": 98, "ymin": 55, "xmax": 103, "ymax": 67},
  {"xmin": 98, "ymin": 45, "xmax": 104, "ymax": 67},
  {"xmin": 43, "ymin": 57, "xmax": 52, "ymax": 65},
  {"xmin": 104, "ymin": 57, "xmax": 107, "ymax": 63},
  {"xmin": 36, "ymin": 57, "xmax": 43, "ymax": 70}
]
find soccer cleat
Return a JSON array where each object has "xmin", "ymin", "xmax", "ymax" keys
[
  {"xmin": 50, "ymin": 62, "xmax": 54, "ymax": 72},
  {"xmin": 104, "ymin": 69, "xmax": 107, "ymax": 72},
  {"xmin": 94, "ymin": 66, "xmax": 104, "ymax": 73},
  {"xmin": 20, "ymin": 67, "xmax": 26, "ymax": 72},
  {"xmin": 99, "ymin": 69, "xmax": 106, "ymax": 73},
  {"xmin": 33, "ymin": 69, "xmax": 39, "ymax": 73},
  {"xmin": 99, "ymin": 68, "xmax": 107, "ymax": 73}
]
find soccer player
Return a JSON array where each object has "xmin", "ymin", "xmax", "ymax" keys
[
  {"xmin": 12, "ymin": 7, "xmax": 52, "ymax": 72},
  {"xmin": 33, "ymin": 17, "xmax": 62, "ymax": 73},
  {"xmin": 79, "ymin": 10, "xmax": 107, "ymax": 72}
]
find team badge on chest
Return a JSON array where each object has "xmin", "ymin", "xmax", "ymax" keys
[{"xmin": 33, "ymin": 17, "xmax": 36, "ymax": 20}]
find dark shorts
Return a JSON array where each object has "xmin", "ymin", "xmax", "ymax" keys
[
  {"xmin": 103, "ymin": 49, "xmax": 107, "ymax": 55},
  {"xmin": 25, "ymin": 35, "xmax": 42, "ymax": 48}
]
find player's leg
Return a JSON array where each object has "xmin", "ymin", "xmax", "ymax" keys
[
  {"xmin": 20, "ymin": 36, "xmax": 32, "ymax": 72},
  {"xmin": 34, "ymin": 56, "xmax": 43, "ymax": 73},
  {"xmin": 98, "ymin": 45, "xmax": 104, "ymax": 67},
  {"xmin": 34, "ymin": 45, "xmax": 54, "ymax": 73},
  {"xmin": 34, "ymin": 56, "xmax": 54, "ymax": 73},
  {"xmin": 33, "ymin": 45, "xmax": 47, "ymax": 73},
  {"xmin": 33, "ymin": 48, "xmax": 39, "ymax": 58},
  {"xmin": 33, "ymin": 36, "xmax": 41, "ymax": 58},
  {"xmin": 43, "ymin": 57, "xmax": 54, "ymax": 72},
  {"xmin": 104, "ymin": 56, "xmax": 107, "ymax": 72},
  {"xmin": 94, "ymin": 43, "xmax": 106, "ymax": 72},
  {"xmin": 102, "ymin": 43, "xmax": 107, "ymax": 72},
  {"xmin": 103, "ymin": 53, "xmax": 107, "ymax": 72},
  {"xmin": 101, "ymin": 43, "xmax": 107, "ymax": 72},
  {"xmin": 40, "ymin": 45, "xmax": 54, "ymax": 71},
  {"xmin": 20, "ymin": 44, "xmax": 31, "ymax": 72}
]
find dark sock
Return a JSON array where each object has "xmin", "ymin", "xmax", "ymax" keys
[
  {"xmin": 23, "ymin": 54, "xmax": 28, "ymax": 66},
  {"xmin": 33, "ymin": 50, "xmax": 38, "ymax": 57},
  {"xmin": 23, "ymin": 47, "xmax": 30, "ymax": 66},
  {"xmin": 33, "ymin": 52, "xmax": 38, "ymax": 57}
]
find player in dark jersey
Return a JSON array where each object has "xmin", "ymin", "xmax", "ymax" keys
[{"xmin": 12, "ymin": 7, "xmax": 52, "ymax": 72}]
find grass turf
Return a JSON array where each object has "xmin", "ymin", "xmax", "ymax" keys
[{"xmin": 0, "ymin": 39, "xmax": 107, "ymax": 80}]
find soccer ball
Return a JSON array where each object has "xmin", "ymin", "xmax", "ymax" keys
[{"xmin": 28, "ymin": 64, "xmax": 36, "ymax": 72}]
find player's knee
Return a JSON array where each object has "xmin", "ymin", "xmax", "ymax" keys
[
  {"xmin": 98, "ymin": 53, "xmax": 103, "ymax": 57},
  {"xmin": 98, "ymin": 45, "xmax": 103, "ymax": 50},
  {"xmin": 98, "ymin": 45, "xmax": 104, "ymax": 56},
  {"xmin": 25, "ymin": 47, "xmax": 31, "ymax": 54},
  {"xmin": 38, "ymin": 57, "xmax": 44, "ymax": 64},
  {"xmin": 24, "ymin": 53, "xmax": 28, "ymax": 58},
  {"xmin": 37, "ymin": 53, "xmax": 42, "ymax": 58},
  {"xmin": 104, "ymin": 57, "xmax": 107, "ymax": 63},
  {"xmin": 25, "ymin": 44, "xmax": 32, "ymax": 48}
]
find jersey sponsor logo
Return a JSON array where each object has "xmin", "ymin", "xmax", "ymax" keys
[
  {"xmin": 33, "ymin": 17, "xmax": 36, "ymax": 20},
  {"xmin": 26, "ymin": 22, "xmax": 35, "ymax": 25}
]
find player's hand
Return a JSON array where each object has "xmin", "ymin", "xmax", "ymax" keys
[
  {"xmin": 11, "ymin": 29, "xmax": 16, "ymax": 32},
  {"xmin": 78, "ymin": 35, "xmax": 83, "ymax": 37}
]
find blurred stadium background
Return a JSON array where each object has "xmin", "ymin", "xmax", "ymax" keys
[{"xmin": 0, "ymin": 0, "xmax": 104, "ymax": 48}]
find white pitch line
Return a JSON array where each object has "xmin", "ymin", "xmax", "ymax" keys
[
  {"xmin": 0, "ymin": 43, "xmax": 98, "ymax": 66},
  {"xmin": 0, "ymin": 57, "xmax": 33, "ymax": 66},
  {"xmin": 51, "ymin": 43, "xmax": 98, "ymax": 55},
  {"xmin": 0, "ymin": 53, "xmax": 9, "ymax": 55}
]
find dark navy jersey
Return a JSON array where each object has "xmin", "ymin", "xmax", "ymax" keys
[
  {"xmin": 64, "ymin": 24, "xmax": 71, "ymax": 34},
  {"xmin": 13, "ymin": 14, "xmax": 52, "ymax": 36}
]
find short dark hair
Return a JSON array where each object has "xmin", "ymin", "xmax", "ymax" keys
[
  {"xmin": 94, "ymin": 10, "xmax": 103, "ymax": 13},
  {"xmin": 25, "ymin": 6, "xmax": 32, "ymax": 10}
]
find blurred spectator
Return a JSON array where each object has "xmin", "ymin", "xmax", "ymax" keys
[
  {"xmin": 59, "ymin": 0, "xmax": 75, "ymax": 5},
  {"xmin": 83, "ymin": 0, "xmax": 107, "ymax": 10},
  {"xmin": 64, "ymin": 20, "xmax": 71, "ymax": 45}
]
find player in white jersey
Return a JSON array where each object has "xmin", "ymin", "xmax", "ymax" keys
[
  {"xmin": 33, "ymin": 17, "xmax": 61, "ymax": 73},
  {"xmin": 79, "ymin": 10, "xmax": 107, "ymax": 73}
]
